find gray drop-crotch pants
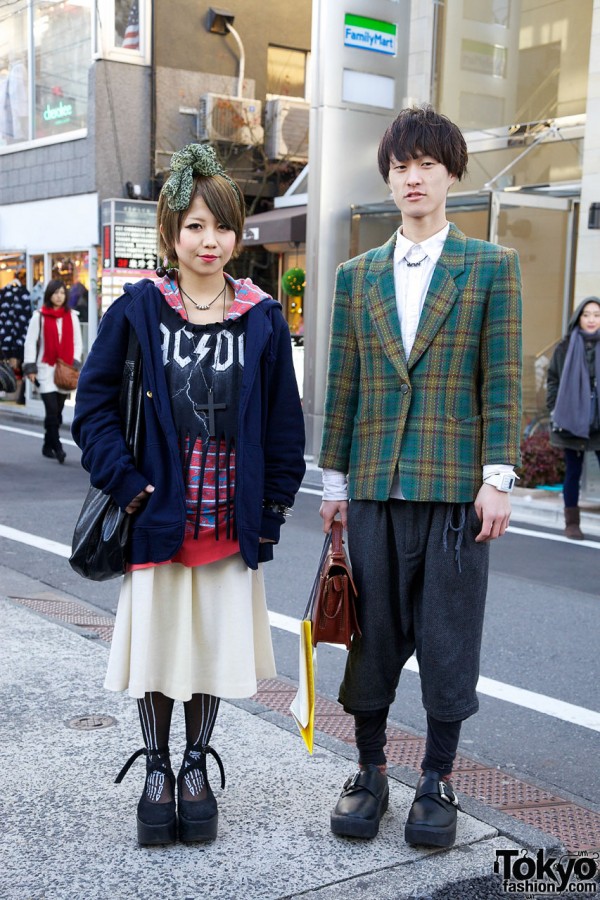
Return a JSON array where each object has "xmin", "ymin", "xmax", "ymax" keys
[{"xmin": 339, "ymin": 499, "xmax": 489, "ymax": 722}]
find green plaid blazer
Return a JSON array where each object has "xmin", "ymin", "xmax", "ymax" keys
[{"xmin": 319, "ymin": 224, "xmax": 522, "ymax": 502}]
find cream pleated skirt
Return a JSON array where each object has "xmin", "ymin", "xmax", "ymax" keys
[{"xmin": 105, "ymin": 553, "xmax": 276, "ymax": 701}]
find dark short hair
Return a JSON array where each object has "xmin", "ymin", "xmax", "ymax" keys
[
  {"xmin": 43, "ymin": 279, "xmax": 68, "ymax": 308},
  {"xmin": 378, "ymin": 105, "xmax": 468, "ymax": 182},
  {"xmin": 157, "ymin": 174, "xmax": 246, "ymax": 263}
]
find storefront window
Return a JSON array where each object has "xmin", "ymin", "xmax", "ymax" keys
[
  {"xmin": 50, "ymin": 250, "xmax": 90, "ymax": 289},
  {"xmin": 34, "ymin": 0, "xmax": 91, "ymax": 140},
  {"xmin": 0, "ymin": 253, "xmax": 26, "ymax": 290},
  {"xmin": 0, "ymin": 0, "xmax": 29, "ymax": 146},
  {"xmin": 436, "ymin": 0, "xmax": 593, "ymax": 131}
]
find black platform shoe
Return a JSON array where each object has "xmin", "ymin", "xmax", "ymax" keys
[
  {"xmin": 55, "ymin": 447, "xmax": 66, "ymax": 464},
  {"xmin": 404, "ymin": 770, "xmax": 460, "ymax": 848},
  {"xmin": 177, "ymin": 744, "xmax": 225, "ymax": 843},
  {"xmin": 115, "ymin": 747, "xmax": 177, "ymax": 846},
  {"xmin": 330, "ymin": 765, "xmax": 389, "ymax": 839},
  {"xmin": 42, "ymin": 445, "xmax": 56, "ymax": 459}
]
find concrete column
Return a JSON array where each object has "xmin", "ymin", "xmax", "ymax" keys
[
  {"xmin": 303, "ymin": 0, "xmax": 410, "ymax": 459},
  {"xmin": 574, "ymin": 0, "xmax": 600, "ymax": 306}
]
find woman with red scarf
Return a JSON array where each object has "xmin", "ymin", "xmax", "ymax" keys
[{"xmin": 23, "ymin": 279, "xmax": 83, "ymax": 463}]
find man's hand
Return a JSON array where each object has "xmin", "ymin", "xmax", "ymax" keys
[
  {"xmin": 320, "ymin": 499, "xmax": 348, "ymax": 533},
  {"xmin": 474, "ymin": 483, "xmax": 511, "ymax": 542},
  {"xmin": 125, "ymin": 484, "xmax": 154, "ymax": 515}
]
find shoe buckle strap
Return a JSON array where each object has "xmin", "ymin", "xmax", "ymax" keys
[
  {"xmin": 115, "ymin": 747, "xmax": 147, "ymax": 784},
  {"xmin": 340, "ymin": 770, "xmax": 380, "ymax": 801},
  {"xmin": 204, "ymin": 744, "xmax": 226, "ymax": 790},
  {"xmin": 114, "ymin": 746, "xmax": 172, "ymax": 784},
  {"xmin": 439, "ymin": 780, "xmax": 459, "ymax": 806}
]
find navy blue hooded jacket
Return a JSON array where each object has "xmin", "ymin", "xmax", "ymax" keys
[{"xmin": 72, "ymin": 279, "xmax": 306, "ymax": 570}]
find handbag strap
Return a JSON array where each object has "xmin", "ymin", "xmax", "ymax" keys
[
  {"xmin": 331, "ymin": 520, "xmax": 345, "ymax": 557},
  {"xmin": 119, "ymin": 329, "xmax": 143, "ymax": 463},
  {"xmin": 303, "ymin": 529, "xmax": 332, "ymax": 620}
]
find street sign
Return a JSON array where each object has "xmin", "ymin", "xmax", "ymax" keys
[{"xmin": 101, "ymin": 199, "xmax": 158, "ymax": 270}]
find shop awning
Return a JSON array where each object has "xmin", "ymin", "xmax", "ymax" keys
[{"xmin": 242, "ymin": 205, "xmax": 307, "ymax": 247}]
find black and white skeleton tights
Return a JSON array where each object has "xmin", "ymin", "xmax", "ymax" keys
[{"xmin": 137, "ymin": 692, "xmax": 220, "ymax": 802}]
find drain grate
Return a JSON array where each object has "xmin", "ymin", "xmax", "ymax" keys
[
  {"xmin": 66, "ymin": 714, "xmax": 117, "ymax": 731},
  {"xmin": 10, "ymin": 596, "xmax": 114, "ymax": 641}
]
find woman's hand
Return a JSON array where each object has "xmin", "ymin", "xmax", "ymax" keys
[
  {"xmin": 259, "ymin": 537, "xmax": 275, "ymax": 544},
  {"xmin": 125, "ymin": 484, "xmax": 154, "ymax": 515}
]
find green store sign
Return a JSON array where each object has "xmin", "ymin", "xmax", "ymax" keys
[{"xmin": 344, "ymin": 13, "xmax": 397, "ymax": 56}]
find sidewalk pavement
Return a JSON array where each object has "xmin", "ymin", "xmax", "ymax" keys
[{"xmin": 1, "ymin": 567, "xmax": 571, "ymax": 900}]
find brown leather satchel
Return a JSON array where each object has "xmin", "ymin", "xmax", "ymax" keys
[
  {"xmin": 54, "ymin": 357, "xmax": 80, "ymax": 392},
  {"xmin": 309, "ymin": 521, "xmax": 361, "ymax": 650}
]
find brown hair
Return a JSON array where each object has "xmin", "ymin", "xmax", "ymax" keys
[
  {"xmin": 157, "ymin": 174, "xmax": 246, "ymax": 263},
  {"xmin": 377, "ymin": 105, "xmax": 468, "ymax": 182},
  {"xmin": 43, "ymin": 279, "xmax": 68, "ymax": 308}
]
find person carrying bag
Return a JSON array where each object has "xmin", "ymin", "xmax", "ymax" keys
[{"xmin": 23, "ymin": 279, "xmax": 82, "ymax": 463}]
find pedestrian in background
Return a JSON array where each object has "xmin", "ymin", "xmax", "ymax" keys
[
  {"xmin": 547, "ymin": 296, "xmax": 600, "ymax": 540},
  {"xmin": 320, "ymin": 105, "xmax": 522, "ymax": 848},
  {"xmin": 0, "ymin": 269, "xmax": 32, "ymax": 403},
  {"xmin": 23, "ymin": 279, "xmax": 82, "ymax": 463},
  {"xmin": 72, "ymin": 144, "xmax": 305, "ymax": 847}
]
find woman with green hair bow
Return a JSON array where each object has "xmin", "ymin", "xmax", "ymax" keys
[{"xmin": 72, "ymin": 143, "xmax": 306, "ymax": 846}]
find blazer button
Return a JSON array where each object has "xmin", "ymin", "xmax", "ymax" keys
[
  {"xmin": 400, "ymin": 383, "xmax": 410, "ymax": 395},
  {"xmin": 146, "ymin": 390, "xmax": 153, "ymax": 398}
]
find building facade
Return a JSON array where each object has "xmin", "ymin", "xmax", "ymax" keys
[{"xmin": 0, "ymin": 0, "xmax": 312, "ymax": 355}]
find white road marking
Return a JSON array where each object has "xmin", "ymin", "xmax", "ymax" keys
[
  {"xmin": 0, "ymin": 424, "xmax": 77, "ymax": 447},
  {"xmin": 507, "ymin": 524, "xmax": 600, "ymax": 549},
  {"xmin": 0, "ymin": 524, "xmax": 71, "ymax": 558}
]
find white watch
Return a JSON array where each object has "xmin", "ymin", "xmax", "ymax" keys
[{"xmin": 484, "ymin": 473, "xmax": 515, "ymax": 493}]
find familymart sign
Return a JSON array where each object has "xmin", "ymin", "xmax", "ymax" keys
[{"xmin": 344, "ymin": 13, "xmax": 397, "ymax": 56}]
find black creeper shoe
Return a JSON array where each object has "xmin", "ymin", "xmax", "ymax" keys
[
  {"xmin": 115, "ymin": 747, "xmax": 177, "ymax": 846},
  {"xmin": 330, "ymin": 765, "xmax": 389, "ymax": 839},
  {"xmin": 177, "ymin": 744, "xmax": 226, "ymax": 843},
  {"xmin": 404, "ymin": 769, "xmax": 460, "ymax": 848}
]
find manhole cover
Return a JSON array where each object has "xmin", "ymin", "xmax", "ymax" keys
[{"xmin": 65, "ymin": 715, "xmax": 117, "ymax": 731}]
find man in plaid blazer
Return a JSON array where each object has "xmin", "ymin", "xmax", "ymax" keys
[{"xmin": 319, "ymin": 106, "xmax": 522, "ymax": 848}]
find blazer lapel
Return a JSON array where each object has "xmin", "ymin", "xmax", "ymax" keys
[
  {"xmin": 364, "ymin": 234, "xmax": 409, "ymax": 379},
  {"xmin": 407, "ymin": 224, "xmax": 466, "ymax": 370}
]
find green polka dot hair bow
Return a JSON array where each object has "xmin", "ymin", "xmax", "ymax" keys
[{"xmin": 162, "ymin": 144, "xmax": 240, "ymax": 211}]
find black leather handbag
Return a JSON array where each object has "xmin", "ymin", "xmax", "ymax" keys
[{"xmin": 69, "ymin": 330, "xmax": 144, "ymax": 581}]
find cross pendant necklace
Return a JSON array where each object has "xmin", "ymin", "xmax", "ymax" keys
[{"xmin": 195, "ymin": 389, "xmax": 227, "ymax": 437}]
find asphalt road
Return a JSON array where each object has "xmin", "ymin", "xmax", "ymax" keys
[{"xmin": 1, "ymin": 414, "xmax": 599, "ymax": 813}]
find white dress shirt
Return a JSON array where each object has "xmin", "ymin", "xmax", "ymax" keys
[{"xmin": 393, "ymin": 224, "xmax": 449, "ymax": 359}]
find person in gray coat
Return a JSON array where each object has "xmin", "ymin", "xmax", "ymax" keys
[{"xmin": 547, "ymin": 296, "xmax": 600, "ymax": 539}]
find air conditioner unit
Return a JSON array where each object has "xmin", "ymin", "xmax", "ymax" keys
[
  {"xmin": 265, "ymin": 98, "xmax": 310, "ymax": 161},
  {"xmin": 198, "ymin": 93, "xmax": 263, "ymax": 145}
]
